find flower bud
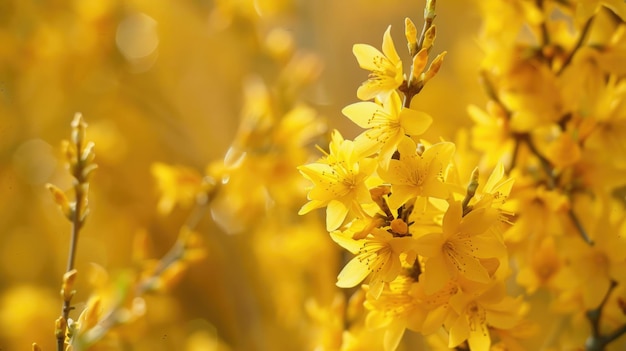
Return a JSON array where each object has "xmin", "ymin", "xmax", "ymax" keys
[
  {"xmin": 405, "ymin": 17, "xmax": 418, "ymax": 56},
  {"xmin": 71, "ymin": 113, "xmax": 87, "ymax": 147},
  {"xmin": 423, "ymin": 51, "xmax": 447, "ymax": 83},
  {"xmin": 61, "ymin": 269, "xmax": 78, "ymax": 302},
  {"xmin": 46, "ymin": 184, "xmax": 74, "ymax": 220}
]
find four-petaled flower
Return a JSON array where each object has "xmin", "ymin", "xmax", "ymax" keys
[
  {"xmin": 378, "ymin": 138, "xmax": 455, "ymax": 210},
  {"xmin": 299, "ymin": 130, "xmax": 377, "ymax": 231},
  {"xmin": 353, "ymin": 25, "xmax": 404, "ymax": 101},
  {"xmin": 415, "ymin": 201, "xmax": 506, "ymax": 294},
  {"xmin": 447, "ymin": 283, "xmax": 525, "ymax": 351},
  {"xmin": 331, "ymin": 227, "xmax": 417, "ymax": 299},
  {"xmin": 343, "ymin": 91, "xmax": 432, "ymax": 169}
]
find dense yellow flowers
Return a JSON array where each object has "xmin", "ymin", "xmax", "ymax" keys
[
  {"xmin": 11, "ymin": 0, "xmax": 626, "ymax": 350},
  {"xmin": 298, "ymin": 1, "xmax": 626, "ymax": 350}
]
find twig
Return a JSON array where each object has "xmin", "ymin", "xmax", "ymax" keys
[
  {"xmin": 567, "ymin": 208, "xmax": 594, "ymax": 246},
  {"xmin": 586, "ymin": 281, "xmax": 620, "ymax": 351},
  {"xmin": 54, "ymin": 114, "xmax": 96, "ymax": 351},
  {"xmin": 557, "ymin": 15, "xmax": 595, "ymax": 75},
  {"xmin": 417, "ymin": 0, "xmax": 437, "ymax": 52}
]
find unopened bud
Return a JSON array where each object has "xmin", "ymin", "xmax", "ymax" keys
[
  {"xmin": 468, "ymin": 167, "xmax": 479, "ymax": 195},
  {"xmin": 424, "ymin": 0, "xmax": 437, "ymax": 21},
  {"xmin": 46, "ymin": 184, "xmax": 73, "ymax": 219},
  {"xmin": 411, "ymin": 48, "xmax": 429, "ymax": 79},
  {"xmin": 423, "ymin": 51, "xmax": 447, "ymax": 83},
  {"xmin": 390, "ymin": 218, "xmax": 408, "ymax": 235},
  {"xmin": 32, "ymin": 343, "xmax": 42, "ymax": 351},
  {"xmin": 80, "ymin": 141, "xmax": 96, "ymax": 164},
  {"xmin": 55, "ymin": 316, "xmax": 67, "ymax": 340},
  {"xmin": 70, "ymin": 113, "xmax": 87, "ymax": 147},
  {"xmin": 61, "ymin": 269, "xmax": 78, "ymax": 302},
  {"xmin": 405, "ymin": 17, "xmax": 418, "ymax": 56},
  {"xmin": 422, "ymin": 25, "xmax": 437, "ymax": 52}
]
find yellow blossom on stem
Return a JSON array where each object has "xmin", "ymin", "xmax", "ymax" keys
[
  {"xmin": 299, "ymin": 130, "xmax": 377, "ymax": 231},
  {"xmin": 353, "ymin": 25, "xmax": 404, "ymax": 101},
  {"xmin": 342, "ymin": 91, "xmax": 432, "ymax": 169},
  {"xmin": 416, "ymin": 201, "xmax": 506, "ymax": 294},
  {"xmin": 559, "ymin": 211, "xmax": 626, "ymax": 309},
  {"xmin": 515, "ymin": 236, "xmax": 574, "ymax": 294},
  {"xmin": 150, "ymin": 163, "xmax": 204, "ymax": 215},
  {"xmin": 447, "ymin": 283, "xmax": 526, "ymax": 351},
  {"xmin": 378, "ymin": 138, "xmax": 455, "ymax": 210},
  {"xmin": 467, "ymin": 163, "xmax": 515, "ymax": 214},
  {"xmin": 331, "ymin": 227, "xmax": 417, "ymax": 299},
  {"xmin": 364, "ymin": 275, "xmax": 427, "ymax": 351}
]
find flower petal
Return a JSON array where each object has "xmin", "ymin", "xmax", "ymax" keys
[
  {"xmin": 399, "ymin": 108, "xmax": 433, "ymax": 136},
  {"xmin": 383, "ymin": 321, "xmax": 406, "ymax": 351},
  {"xmin": 342, "ymin": 102, "xmax": 381, "ymax": 129},
  {"xmin": 326, "ymin": 199, "xmax": 349, "ymax": 231},
  {"xmin": 381, "ymin": 25, "xmax": 401, "ymax": 66},
  {"xmin": 337, "ymin": 256, "xmax": 370, "ymax": 288},
  {"xmin": 353, "ymin": 43, "xmax": 386, "ymax": 71}
]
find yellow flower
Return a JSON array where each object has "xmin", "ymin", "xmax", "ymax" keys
[
  {"xmin": 150, "ymin": 163, "xmax": 204, "ymax": 215},
  {"xmin": 558, "ymin": 205, "xmax": 626, "ymax": 309},
  {"xmin": 467, "ymin": 163, "xmax": 515, "ymax": 215},
  {"xmin": 415, "ymin": 201, "xmax": 506, "ymax": 294},
  {"xmin": 299, "ymin": 130, "xmax": 377, "ymax": 231},
  {"xmin": 378, "ymin": 138, "xmax": 455, "ymax": 210},
  {"xmin": 468, "ymin": 101, "xmax": 515, "ymax": 169},
  {"xmin": 364, "ymin": 275, "xmax": 426, "ymax": 351},
  {"xmin": 515, "ymin": 236, "xmax": 571, "ymax": 294},
  {"xmin": 342, "ymin": 91, "xmax": 432, "ymax": 169},
  {"xmin": 331, "ymin": 227, "xmax": 417, "ymax": 299},
  {"xmin": 447, "ymin": 283, "xmax": 526, "ymax": 351},
  {"xmin": 353, "ymin": 25, "xmax": 404, "ymax": 101}
]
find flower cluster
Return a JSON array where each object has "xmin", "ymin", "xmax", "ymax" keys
[
  {"xmin": 472, "ymin": 0, "xmax": 626, "ymax": 349},
  {"xmin": 299, "ymin": 2, "xmax": 527, "ymax": 350}
]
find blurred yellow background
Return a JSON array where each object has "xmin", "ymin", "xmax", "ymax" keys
[{"xmin": 0, "ymin": 0, "xmax": 483, "ymax": 350}]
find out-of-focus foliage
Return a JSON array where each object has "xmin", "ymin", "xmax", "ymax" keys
[{"xmin": 0, "ymin": 0, "xmax": 486, "ymax": 350}]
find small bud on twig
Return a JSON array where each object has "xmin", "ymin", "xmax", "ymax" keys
[
  {"xmin": 46, "ymin": 184, "xmax": 74, "ymax": 220},
  {"xmin": 55, "ymin": 316, "xmax": 67, "ymax": 340},
  {"xmin": 423, "ymin": 51, "xmax": 447, "ymax": 83},
  {"xmin": 405, "ymin": 18, "xmax": 419, "ymax": 57},
  {"xmin": 61, "ymin": 269, "xmax": 78, "ymax": 302}
]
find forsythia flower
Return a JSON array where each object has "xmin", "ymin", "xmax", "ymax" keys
[
  {"xmin": 353, "ymin": 25, "xmax": 404, "ymax": 101},
  {"xmin": 378, "ymin": 138, "xmax": 455, "ymax": 210},
  {"xmin": 447, "ymin": 283, "xmax": 526, "ymax": 351},
  {"xmin": 151, "ymin": 163, "xmax": 204, "ymax": 215},
  {"xmin": 299, "ymin": 130, "xmax": 377, "ymax": 231},
  {"xmin": 331, "ymin": 227, "xmax": 417, "ymax": 299},
  {"xmin": 416, "ymin": 201, "xmax": 506, "ymax": 294},
  {"xmin": 364, "ymin": 276, "xmax": 426, "ymax": 351},
  {"xmin": 342, "ymin": 91, "xmax": 432, "ymax": 169}
]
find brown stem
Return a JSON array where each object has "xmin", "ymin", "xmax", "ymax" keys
[
  {"xmin": 586, "ymin": 281, "xmax": 620, "ymax": 351},
  {"xmin": 557, "ymin": 15, "xmax": 595, "ymax": 75},
  {"xmin": 417, "ymin": 0, "xmax": 436, "ymax": 52},
  {"xmin": 58, "ymin": 149, "xmax": 87, "ymax": 351}
]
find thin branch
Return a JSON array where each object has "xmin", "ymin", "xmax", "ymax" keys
[
  {"xmin": 417, "ymin": 0, "xmax": 437, "ymax": 52},
  {"xmin": 57, "ymin": 114, "xmax": 94, "ymax": 351},
  {"xmin": 557, "ymin": 15, "xmax": 595, "ymax": 75},
  {"xmin": 586, "ymin": 281, "xmax": 620, "ymax": 351},
  {"xmin": 567, "ymin": 208, "xmax": 594, "ymax": 246}
]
